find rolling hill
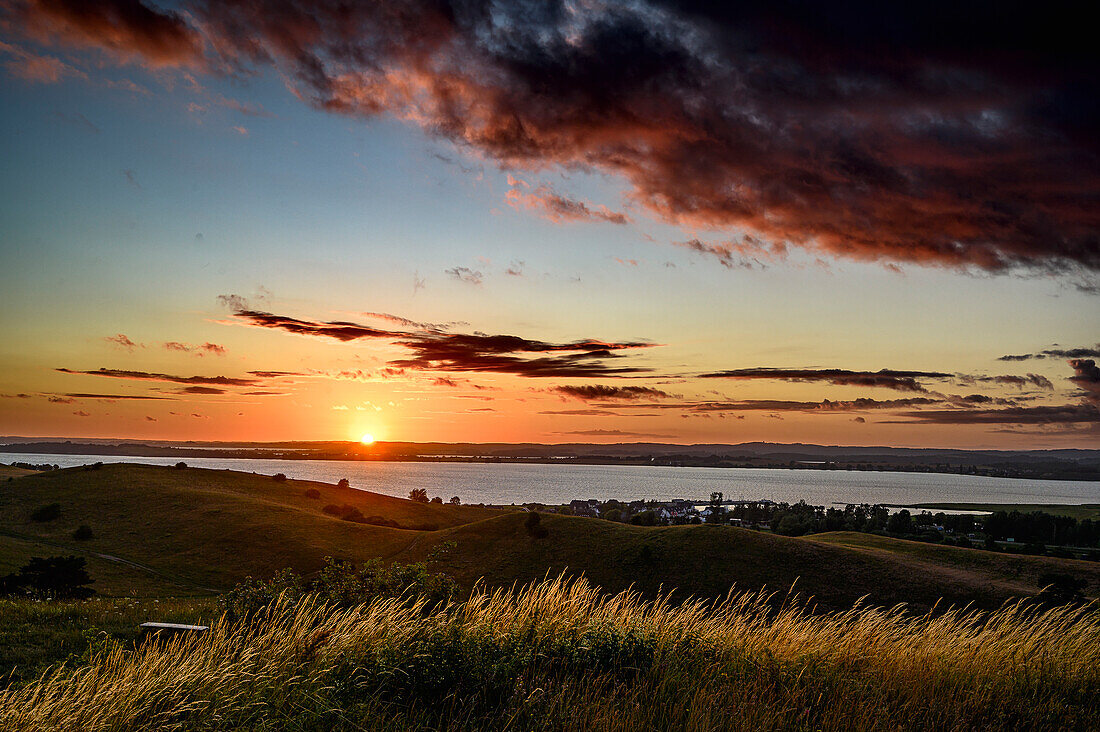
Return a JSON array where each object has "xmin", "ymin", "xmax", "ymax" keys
[{"xmin": 1, "ymin": 463, "xmax": 1097, "ymax": 611}]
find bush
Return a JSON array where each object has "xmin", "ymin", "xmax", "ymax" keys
[
  {"xmin": 72, "ymin": 525, "xmax": 94, "ymax": 541},
  {"xmin": 0, "ymin": 556, "xmax": 95, "ymax": 599},
  {"xmin": 364, "ymin": 515, "xmax": 401, "ymax": 528},
  {"xmin": 525, "ymin": 511, "xmax": 549, "ymax": 539},
  {"xmin": 304, "ymin": 488, "xmax": 321, "ymax": 499},
  {"xmin": 449, "ymin": 496, "xmax": 461, "ymax": 505},
  {"xmin": 273, "ymin": 473, "xmax": 287, "ymax": 482},
  {"xmin": 30, "ymin": 503, "xmax": 61, "ymax": 522},
  {"xmin": 409, "ymin": 488, "xmax": 429, "ymax": 503},
  {"xmin": 430, "ymin": 496, "xmax": 443, "ymax": 504},
  {"xmin": 322, "ymin": 504, "xmax": 343, "ymax": 516},
  {"xmin": 337, "ymin": 478, "xmax": 350, "ymax": 489},
  {"xmin": 218, "ymin": 558, "xmax": 455, "ymax": 620},
  {"xmin": 174, "ymin": 462, "xmax": 187, "ymax": 470}
]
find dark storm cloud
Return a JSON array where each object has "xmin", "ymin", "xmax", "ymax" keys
[
  {"xmin": 9, "ymin": 0, "xmax": 1099, "ymax": 272},
  {"xmin": 997, "ymin": 345, "xmax": 1100, "ymax": 361},
  {"xmin": 56, "ymin": 367, "xmax": 258, "ymax": 386},
  {"xmin": 550, "ymin": 385, "xmax": 673, "ymax": 401},
  {"xmin": 229, "ymin": 307, "xmax": 657, "ymax": 378},
  {"xmin": 699, "ymin": 368, "xmax": 951, "ymax": 392}
]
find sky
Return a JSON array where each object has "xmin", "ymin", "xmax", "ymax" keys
[{"xmin": 0, "ymin": 0, "xmax": 1097, "ymax": 448}]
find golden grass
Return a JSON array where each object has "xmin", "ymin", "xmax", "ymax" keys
[{"xmin": 2, "ymin": 576, "xmax": 1097, "ymax": 731}]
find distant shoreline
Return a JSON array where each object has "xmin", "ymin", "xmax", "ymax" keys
[{"xmin": 3, "ymin": 439, "xmax": 1099, "ymax": 482}]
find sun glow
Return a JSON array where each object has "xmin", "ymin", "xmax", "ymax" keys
[{"xmin": 360, "ymin": 433, "xmax": 375, "ymax": 445}]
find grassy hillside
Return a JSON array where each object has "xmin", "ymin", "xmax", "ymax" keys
[
  {"xmin": 0, "ymin": 465, "xmax": 35, "ymax": 479},
  {"xmin": 1, "ymin": 464, "xmax": 1096, "ymax": 612},
  {"xmin": 0, "ymin": 463, "xmax": 505, "ymax": 594}
]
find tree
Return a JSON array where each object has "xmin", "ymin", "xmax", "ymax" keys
[
  {"xmin": 72, "ymin": 525, "xmax": 94, "ymax": 540},
  {"xmin": 525, "ymin": 511, "xmax": 549, "ymax": 539},
  {"xmin": 174, "ymin": 462, "xmax": 187, "ymax": 469},
  {"xmin": 337, "ymin": 478, "xmax": 351, "ymax": 489},
  {"xmin": 430, "ymin": 496, "xmax": 443, "ymax": 504},
  {"xmin": 0, "ymin": 556, "xmax": 95, "ymax": 599},
  {"xmin": 304, "ymin": 488, "xmax": 321, "ymax": 499},
  {"xmin": 887, "ymin": 509, "xmax": 913, "ymax": 535},
  {"xmin": 273, "ymin": 473, "xmax": 287, "ymax": 482},
  {"xmin": 706, "ymin": 492, "xmax": 726, "ymax": 524},
  {"xmin": 449, "ymin": 496, "xmax": 461, "ymax": 505},
  {"xmin": 409, "ymin": 488, "xmax": 429, "ymax": 503}
]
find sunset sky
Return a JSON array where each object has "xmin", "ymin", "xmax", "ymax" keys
[{"xmin": 1, "ymin": 0, "xmax": 1097, "ymax": 448}]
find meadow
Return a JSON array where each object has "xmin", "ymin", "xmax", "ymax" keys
[
  {"xmin": 1, "ymin": 463, "xmax": 1098, "ymax": 729},
  {"xmin": 1, "ymin": 576, "xmax": 1098, "ymax": 731}
]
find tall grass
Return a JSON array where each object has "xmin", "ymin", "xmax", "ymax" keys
[{"xmin": 2, "ymin": 576, "xmax": 1097, "ymax": 730}]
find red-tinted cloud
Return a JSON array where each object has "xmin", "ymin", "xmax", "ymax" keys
[
  {"xmin": 699, "ymin": 367, "xmax": 951, "ymax": 392},
  {"xmin": 164, "ymin": 341, "xmax": 227, "ymax": 355},
  {"xmin": 56, "ymin": 367, "xmax": 257, "ymax": 386},
  {"xmin": 104, "ymin": 333, "xmax": 140, "ymax": 350},
  {"xmin": 229, "ymin": 307, "xmax": 657, "ymax": 378},
  {"xmin": 9, "ymin": 0, "xmax": 204, "ymax": 67},
  {"xmin": 8, "ymin": 0, "xmax": 1097, "ymax": 272},
  {"xmin": 506, "ymin": 185, "xmax": 629, "ymax": 225},
  {"xmin": 551, "ymin": 385, "xmax": 673, "ymax": 401}
]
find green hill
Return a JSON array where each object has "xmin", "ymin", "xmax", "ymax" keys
[
  {"xmin": 1, "ymin": 464, "xmax": 1096, "ymax": 611},
  {"xmin": 0, "ymin": 463, "xmax": 504, "ymax": 594}
]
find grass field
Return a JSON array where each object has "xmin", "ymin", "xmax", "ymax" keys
[
  {"xmin": 912, "ymin": 502, "xmax": 1100, "ymax": 520},
  {"xmin": 2, "ymin": 462, "xmax": 1100, "ymax": 717},
  {"xmin": 2, "ymin": 463, "xmax": 1096, "ymax": 610},
  {"xmin": 2, "ymin": 576, "xmax": 1097, "ymax": 731}
]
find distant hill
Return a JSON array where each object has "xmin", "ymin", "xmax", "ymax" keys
[{"xmin": 1, "ymin": 464, "xmax": 1097, "ymax": 610}]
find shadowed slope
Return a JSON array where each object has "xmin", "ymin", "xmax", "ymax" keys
[{"xmin": 397, "ymin": 513, "xmax": 1100, "ymax": 612}]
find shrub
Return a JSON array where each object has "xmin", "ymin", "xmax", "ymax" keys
[
  {"xmin": 430, "ymin": 496, "xmax": 443, "ymax": 504},
  {"xmin": 72, "ymin": 525, "xmax": 94, "ymax": 541},
  {"xmin": 449, "ymin": 496, "xmax": 461, "ymax": 505},
  {"xmin": 0, "ymin": 556, "xmax": 95, "ymax": 599},
  {"xmin": 409, "ymin": 488, "xmax": 429, "ymax": 503},
  {"xmin": 218, "ymin": 558, "xmax": 455, "ymax": 620},
  {"xmin": 174, "ymin": 462, "xmax": 187, "ymax": 470},
  {"xmin": 364, "ymin": 515, "xmax": 401, "ymax": 528},
  {"xmin": 337, "ymin": 478, "xmax": 351, "ymax": 489},
  {"xmin": 30, "ymin": 503, "xmax": 61, "ymax": 522},
  {"xmin": 304, "ymin": 488, "xmax": 321, "ymax": 499},
  {"xmin": 273, "ymin": 473, "xmax": 287, "ymax": 482},
  {"xmin": 322, "ymin": 504, "xmax": 343, "ymax": 516},
  {"xmin": 525, "ymin": 511, "xmax": 549, "ymax": 539}
]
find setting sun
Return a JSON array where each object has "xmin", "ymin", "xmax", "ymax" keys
[{"xmin": 360, "ymin": 434, "xmax": 375, "ymax": 445}]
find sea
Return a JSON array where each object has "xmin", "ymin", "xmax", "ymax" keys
[{"xmin": 3, "ymin": 452, "xmax": 1098, "ymax": 508}]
